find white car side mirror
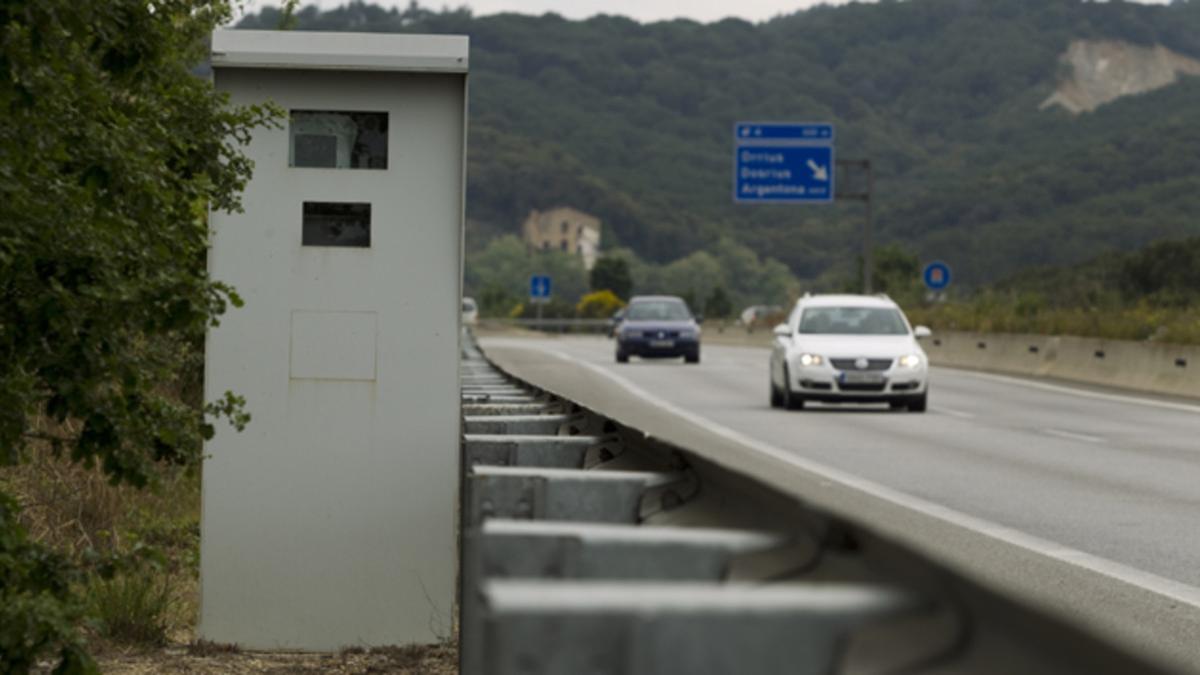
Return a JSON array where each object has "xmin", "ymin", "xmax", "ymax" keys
[
  {"xmin": 913, "ymin": 325, "xmax": 932, "ymax": 339},
  {"xmin": 773, "ymin": 323, "xmax": 791, "ymax": 338}
]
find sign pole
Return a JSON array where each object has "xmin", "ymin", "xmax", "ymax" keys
[
  {"xmin": 529, "ymin": 274, "xmax": 551, "ymax": 329},
  {"xmin": 864, "ymin": 161, "xmax": 874, "ymax": 294},
  {"xmin": 833, "ymin": 159, "xmax": 874, "ymax": 294}
]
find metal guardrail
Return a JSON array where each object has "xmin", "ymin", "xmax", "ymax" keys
[
  {"xmin": 481, "ymin": 318, "xmax": 614, "ymax": 333},
  {"xmin": 478, "ymin": 317, "xmax": 768, "ymax": 337},
  {"xmin": 458, "ymin": 334, "xmax": 1177, "ymax": 674}
]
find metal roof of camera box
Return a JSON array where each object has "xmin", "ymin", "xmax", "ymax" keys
[{"xmin": 211, "ymin": 29, "xmax": 468, "ymax": 73}]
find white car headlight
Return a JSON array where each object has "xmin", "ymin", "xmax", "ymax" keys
[
  {"xmin": 898, "ymin": 354, "xmax": 922, "ymax": 369},
  {"xmin": 798, "ymin": 353, "xmax": 823, "ymax": 367}
]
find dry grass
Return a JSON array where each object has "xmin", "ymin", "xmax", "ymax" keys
[
  {"xmin": 904, "ymin": 301, "xmax": 1200, "ymax": 345},
  {"xmin": 8, "ymin": 439, "xmax": 459, "ymax": 674},
  {"xmin": 3, "ymin": 444, "xmax": 202, "ymax": 647},
  {"xmin": 3, "ymin": 444, "xmax": 198, "ymax": 557}
]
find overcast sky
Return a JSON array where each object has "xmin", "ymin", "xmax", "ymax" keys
[{"xmin": 236, "ymin": 0, "xmax": 1172, "ymax": 26}]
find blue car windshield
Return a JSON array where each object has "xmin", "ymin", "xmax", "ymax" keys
[
  {"xmin": 626, "ymin": 301, "xmax": 691, "ymax": 321},
  {"xmin": 798, "ymin": 307, "xmax": 908, "ymax": 335}
]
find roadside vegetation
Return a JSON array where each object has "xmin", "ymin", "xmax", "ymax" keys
[
  {"xmin": 468, "ymin": 235, "xmax": 795, "ymax": 320},
  {"xmin": 0, "ymin": 1, "xmax": 270, "ymax": 670},
  {"xmin": 474, "ymin": 236, "xmax": 1200, "ymax": 348},
  {"xmin": 873, "ymin": 240, "xmax": 1200, "ymax": 346},
  {"xmin": 1, "ymin": 457, "xmax": 201, "ymax": 649}
]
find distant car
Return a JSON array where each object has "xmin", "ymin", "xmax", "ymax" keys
[
  {"xmin": 461, "ymin": 296, "xmax": 478, "ymax": 325},
  {"xmin": 606, "ymin": 307, "xmax": 626, "ymax": 338},
  {"xmin": 769, "ymin": 294, "xmax": 931, "ymax": 412},
  {"xmin": 739, "ymin": 304, "xmax": 783, "ymax": 327},
  {"xmin": 615, "ymin": 296, "xmax": 701, "ymax": 364}
]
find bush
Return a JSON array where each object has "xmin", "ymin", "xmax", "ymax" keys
[
  {"xmin": 2, "ymin": 0, "xmax": 266, "ymax": 667},
  {"xmin": 516, "ymin": 298, "xmax": 577, "ymax": 319},
  {"xmin": 2, "ymin": 449, "xmax": 202, "ymax": 660},
  {"xmin": 478, "ymin": 285, "xmax": 520, "ymax": 318},
  {"xmin": 704, "ymin": 286, "xmax": 733, "ymax": 319},
  {"xmin": 590, "ymin": 257, "xmax": 633, "ymax": 301},
  {"xmin": 0, "ymin": 493, "xmax": 94, "ymax": 674},
  {"xmin": 88, "ymin": 568, "xmax": 174, "ymax": 646},
  {"xmin": 903, "ymin": 295, "xmax": 1200, "ymax": 345},
  {"xmin": 576, "ymin": 290, "xmax": 625, "ymax": 319}
]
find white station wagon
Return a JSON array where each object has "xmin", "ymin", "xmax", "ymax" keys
[{"xmin": 769, "ymin": 294, "xmax": 931, "ymax": 412}]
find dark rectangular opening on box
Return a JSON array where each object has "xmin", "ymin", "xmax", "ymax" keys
[
  {"xmin": 302, "ymin": 202, "xmax": 371, "ymax": 247},
  {"xmin": 290, "ymin": 111, "xmax": 388, "ymax": 169}
]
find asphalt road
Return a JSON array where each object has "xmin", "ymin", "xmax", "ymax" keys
[{"xmin": 481, "ymin": 334, "xmax": 1200, "ymax": 590}]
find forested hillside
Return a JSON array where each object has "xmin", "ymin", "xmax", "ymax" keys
[{"xmin": 238, "ymin": 0, "xmax": 1200, "ymax": 290}]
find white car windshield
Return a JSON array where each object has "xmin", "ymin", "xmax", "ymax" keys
[
  {"xmin": 798, "ymin": 306, "xmax": 909, "ymax": 335},
  {"xmin": 626, "ymin": 300, "xmax": 691, "ymax": 321}
]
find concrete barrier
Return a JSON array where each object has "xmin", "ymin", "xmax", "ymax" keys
[{"xmin": 924, "ymin": 331, "xmax": 1200, "ymax": 399}]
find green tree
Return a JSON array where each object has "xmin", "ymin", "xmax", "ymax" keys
[
  {"xmin": 279, "ymin": 0, "xmax": 301, "ymax": 29},
  {"xmin": 710, "ymin": 237, "xmax": 798, "ymax": 308},
  {"xmin": 465, "ymin": 235, "xmax": 589, "ymax": 306},
  {"xmin": 871, "ymin": 244, "xmax": 924, "ymax": 305},
  {"xmin": 653, "ymin": 251, "xmax": 723, "ymax": 306},
  {"xmin": 1, "ymin": 1, "xmax": 273, "ymax": 670},
  {"xmin": 705, "ymin": 286, "xmax": 734, "ymax": 319},
  {"xmin": 589, "ymin": 256, "xmax": 633, "ymax": 300},
  {"xmin": 478, "ymin": 285, "xmax": 520, "ymax": 318}
]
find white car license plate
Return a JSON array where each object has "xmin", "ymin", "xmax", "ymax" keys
[
  {"xmin": 650, "ymin": 339, "xmax": 675, "ymax": 348},
  {"xmin": 841, "ymin": 371, "xmax": 884, "ymax": 385}
]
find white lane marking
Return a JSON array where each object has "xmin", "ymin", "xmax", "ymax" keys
[
  {"xmin": 537, "ymin": 347, "xmax": 1200, "ymax": 607},
  {"xmin": 934, "ymin": 406, "xmax": 975, "ymax": 420},
  {"xmin": 942, "ymin": 367, "xmax": 1200, "ymax": 415},
  {"xmin": 1041, "ymin": 428, "xmax": 1106, "ymax": 444}
]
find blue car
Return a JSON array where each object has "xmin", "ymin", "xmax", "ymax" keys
[{"xmin": 615, "ymin": 296, "xmax": 701, "ymax": 364}]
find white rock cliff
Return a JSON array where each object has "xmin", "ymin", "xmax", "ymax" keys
[{"xmin": 1041, "ymin": 39, "xmax": 1200, "ymax": 114}]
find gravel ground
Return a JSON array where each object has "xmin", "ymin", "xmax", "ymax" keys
[{"xmin": 92, "ymin": 641, "xmax": 458, "ymax": 674}]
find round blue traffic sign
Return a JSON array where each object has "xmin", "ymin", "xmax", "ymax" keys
[{"xmin": 923, "ymin": 261, "xmax": 952, "ymax": 291}]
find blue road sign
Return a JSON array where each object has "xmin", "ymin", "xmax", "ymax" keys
[
  {"xmin": 734, "ymin": 122, "xmax": 835, "ymax": 204},
  {"xmin": 735, "ymin": 146, "xmax": 834, "ymax": 203},
  {"xmin": 923, "ymin": 262, "xmax": 952, "ymax": 291},
  {"xmin": 736, "ymin": 122, "xmax": 834, "ymax": 142},
  {"xmin": 530, "ymin": 275, "xmax": 552, "ymax": 300}
]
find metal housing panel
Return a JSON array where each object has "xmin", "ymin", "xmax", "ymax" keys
[
  {"xmin": 212, "ymin": 29, "xmax": 468, "ymax": 73},
  {"xmin": 289, "ymin": 310, "xmax": 377, "ymax": 381},
  {"xmin": 201, "ymin": 60, "xmax": 465, "ymax": 649}
]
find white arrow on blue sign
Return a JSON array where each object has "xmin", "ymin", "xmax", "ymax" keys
[
  {"xmin": 734, "ymin": 122, "xmax": 835, "ymax": 204},
  {"xmin": 529, "ymin": 275, "xmax": 552, "ymax": 300},
  {"xmin": 923, "ymin": 262, "xmax": 951, "ymax": 291}
]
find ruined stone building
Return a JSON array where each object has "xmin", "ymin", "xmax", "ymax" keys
[{"xmin": 522, "ymin": 207, "xmax": 602, "ymax": 270}]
